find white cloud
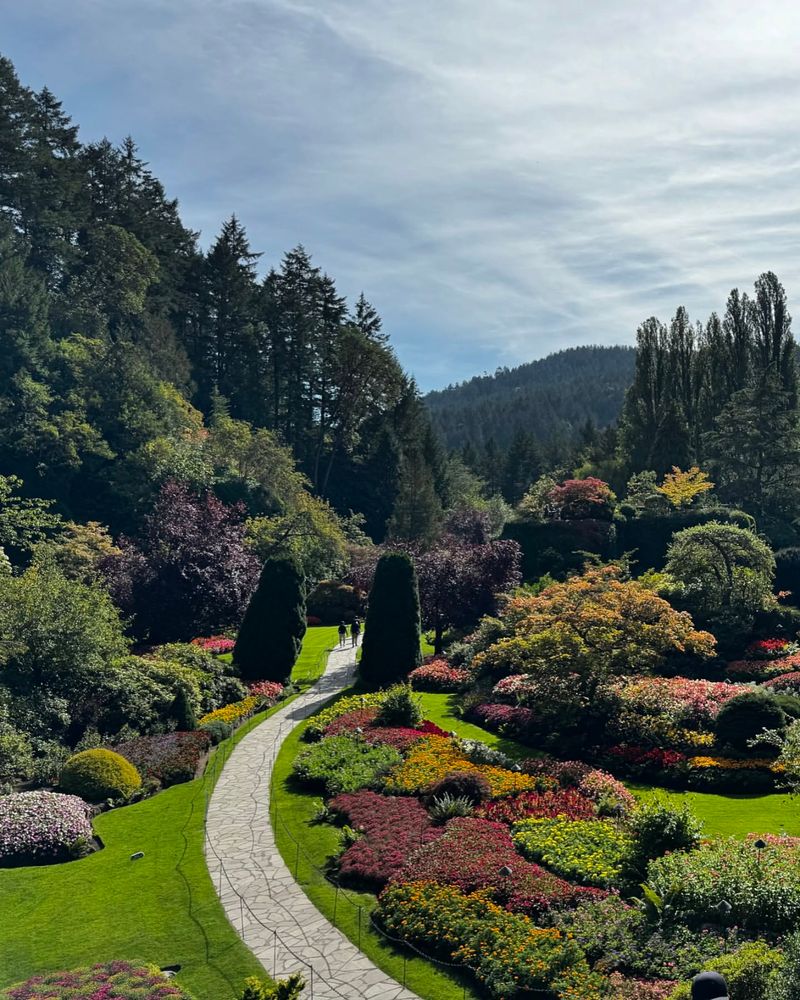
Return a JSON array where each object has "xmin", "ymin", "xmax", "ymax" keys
[{"xmin": 7, "ymin": 0, "xmax": 800, "ymax": 387}]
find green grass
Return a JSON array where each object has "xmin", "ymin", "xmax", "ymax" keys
[
  {"xmin": 292, "ymin": 626, "xmax": 338, "ymax": 686},
  {"xmin": 270, "ymin": 721, "xmax": 479, "ymax": 1000},
  {"xmin": 0, "ymin": 628, "xmax": 338, "ymax": 998},
  {"xmin": 0, "ymin": 707, "xmax": 281, "ymax": 999},
  {"xmin": 628, "ymin": 783, "xmax": 800, "ymax": 839},
  {"xmin": 416, "ymin": 692, "xmax": 536, "ymax": 760}
]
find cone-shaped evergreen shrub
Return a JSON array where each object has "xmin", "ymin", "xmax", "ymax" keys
[
  {"xmin": 170, "ymin": 685, "xmax": 197, "ymax": 731},
  {"xmin": 234, "ymin": 556, "xmax": 306, "ymax": 682},
  {"xmin": 360, "ymin": 551, "xmax": 421, "ymax": 687}
]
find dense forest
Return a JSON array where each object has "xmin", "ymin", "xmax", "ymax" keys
[{"xmin": 426, "ymin": 345, "xmax": 635, "ymax": 452}]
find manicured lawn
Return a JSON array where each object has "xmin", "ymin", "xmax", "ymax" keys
[
  {"xmin": 0, "ymin": 708, "xmax": 279, "ymax": 999},
  {"xmin": 292, "ymin": 626, "xmax": 339, "ymax": 686},
  {"xmin": 0, "ymin": 629, "xmax": 337, "ymax": 999},
  {"xmin": 270, "ymin": 721, "xmax": 479, "ymax": 1000},
  {"xmin": 416, "ymin": 692, "xmax": 535, "ymax": 760}
]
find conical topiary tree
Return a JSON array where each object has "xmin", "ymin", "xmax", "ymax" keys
[
  {"xmin": 359, "ymin": 551, "xmax": 421, "ymax": 687},
  {"xmin": 234, "ymin": 556, "xmax": 306, "ymax": 682}
]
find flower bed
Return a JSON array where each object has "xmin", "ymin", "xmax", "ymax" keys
[
  {"xmin": 512, "ymin": 817, "xmax": 632, "ymax": 888},
  {"xmin": 604, "ymin": 745, "xmax": 688, "ymax": 781},
  {"xmin": 304, "ymin": 691, "xmax": 389, "ymax": 740},
  {"xmin": 725, "ymin": 654, "xmax": 800, "ymax": 680},
  {"xmin": 197, "ymin": 694, "xmax": 260, "ymax": 728},
  {"xmin": 0, "ymin": 960, "xmax": 190, "ymax": 998},
  {"xmin": 323, "ymin": 708, "xmax": 449, "ymax": 752},
  {"xmin": 328, "ymin": 790, "xmax": 442, "ymax": 887},
  {"xmin": 394, "ymin": 817, "xmax": 603, "ymax": 916},
  {"xmin": 647, "ymin": 837, "xmax": 800, "ymax": 933},
  {"xmin": 248, "ymin": 680, "xmax": 285, "ymax": 702},
  {"xmin": 293, "ymin": 735, "xmax": 402, "ymax": 796},
  {"xmin": 685, "ymin": 755, "xmax": 779, "ymax": 792},
  {"xmin": 190, "ymin": 635, "xmax": 235, "ymax": 655},
  {"xmin": 408, "ymin": 659, "xmax": 470, "ymax": 692},
  {"xmin": 0, "ymin": 791, "xmax": 93, "ymax": 866},
  {"xmin": 478, "ymin": 788, "xmax": 597, "ymax": 825},
  {"xmin": 490, "ymin": 673, "xmax": 538, "ymax": 703},
  {"xmin": 523, "ymin": 758, "xmax": 636, "ymax": 815},
  {"xmin": 114, "ymin": 731, "xmax": 211, "ymax": 787},
  {"xmin": 468, "ymin": 702, "xmax": 537, "ymax": 738},
  {"xmin": 746, "ymin": 638, "xmax": 793, "ymax": 659},
  {"xmin": 377, "ymin": 881, "xmax": 606, "ymax": 999},
  {"xmin": 383, "ymin": 736, "xmax": 541, "ymax": 798},
  {"xmin": 763, "ymin": 670, "xmax": 800, "ymax": 695}
]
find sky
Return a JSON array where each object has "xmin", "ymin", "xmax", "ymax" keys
[{"xmin": 6, "ymin": 1, "xmax": 800, "ymax": 390}]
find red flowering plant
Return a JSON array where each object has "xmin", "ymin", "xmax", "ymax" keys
[
  {"xmin": 745, "ymin": 637, "xmax": 794, "ymax": 660},
  {"xmin": 190, "ymin": 635, "xmax": 234, "ymax": 655},
  {"xmin": 469, "ymin": 702, "xmax": 537, "ymax": 738},
  {"xmin": 763, "ymin": 671, "xmax": 800, "ymax": 695},
  {"xmin": 393, "ymin": 816, "xmax": 604, "ymax": 916},
  {"xmin": 328, "ymin": 790, "xmax": 443, "ymax": 888},
  {"xmin": 478, "ymin": 788, "xmax": 597, "ymax": 825},
  {"xmin": 604, "ymin": 745, "xmax": 687, "ymax": 778},
  {"xmin": 248, "ymin": 680, "xmax": 285, "ymax": 704},
  {"xmin": 726, "ymin": 654, "xmax": 800, "ymax": 680},
  {"xmin": 409, "ymin": 658, "xmax": 470, "ymax": 692},
  {"xmin": 323, "ymin": 708, "xmax": 449, "ymax": 752}
]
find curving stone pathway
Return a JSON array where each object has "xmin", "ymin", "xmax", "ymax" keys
[{"xmin": 205, "ymin": 643, "xmax": 422, "ymax": 1000}]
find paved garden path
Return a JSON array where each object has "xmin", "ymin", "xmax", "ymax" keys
[{"xmin": 205, "ymin": 643, "xmax": 422, "ymax": 1000}]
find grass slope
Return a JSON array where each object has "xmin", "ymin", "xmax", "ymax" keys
[{"xmin": 0, "ymin": 627, "xmax": 338, "ymax": 999}]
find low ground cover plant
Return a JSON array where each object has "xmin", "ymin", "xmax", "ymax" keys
[
  {"xmin": 197, "ymin": 695, "xmax": 260, "ymax": 728},
  {"xmin": 323, "ymin": 707, "xmax": 448, "ymax": 751},
  {"xmin": 59, "ymin": 748, "xmax": 142, "ymax": 802},
  {"xmin": 512, "ymin": 817, "xmax": 633, "ymax": 888},
  {"xmin": 293, "ymin": 735, "xmax": 401, "ymax": 795},
  {"xmin": 478, "ymin": 787, "xmax": 598, "ymax": 824},
  {"xmin": 0, "ymin": 791, "xmax": 93, "ymax": 866},
  {"xmin": 377, "ymin": 880, "xmax": 606, "ymax": 999},
  {"xmin": 191, "ymin": 635, "xmax": 236, "ymax": 655},
  {"xmin": 304, "ymin": 691, "xmax": 389, "ymax": 740},
  {"xmin": 328, "ymin": 790, "xmax": 442, "ymax": 887},
  {"xmin": 384, "ymin": 735, "xmax": 540, "ymax": 797},
  {"xmin": 393, "ymin": 816, "xmax": 603, "ymax": 916},
  {"xmin": 468, "ymin": 702, "xmax": 538, "ymax": 738},
  {"xmin": 0, "ymin": 960, "xmax": 191, "ymax": 998},
  {"xmin": 114, "ymin": 731, "xmax": 211, "ymax": 787}
]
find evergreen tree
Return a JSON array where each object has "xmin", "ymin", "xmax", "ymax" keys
[
  {"xmin": 387, "ymin": 455, "xmax": 443, "ymax": 544},
  {"xmin": 234, "ymin": 556, "xmax": 307, "ymax": 682},
  {"xmin": 170, "ymin": 685, "xmax": 197, "ymax": 731},
  {"xmin": 501, "ymin": 428, "xmax": 543, "ymax": 503},
  {"xmin": 359, "ymin": 551, "xmax": 421, "ymax": 686}
]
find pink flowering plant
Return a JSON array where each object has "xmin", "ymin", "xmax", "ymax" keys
[
  {"xmin": 408, "ymin": 658, "xmax": 470, "ymax": 692},
  {"xmin": 0, "ymin": 791, "xmax": 93, "ymax": 865},
  {"xmin": 248, "ymin": 680, "xmax": 285, "ymax": 703},
  {"xmin": 2, "ymin": 960, "xmax": 189, "ymax": 998},
  {"xmin": 190, "ymin": 635, "xmax": 235, "ymax": 655}
]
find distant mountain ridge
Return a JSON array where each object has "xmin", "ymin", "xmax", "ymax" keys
[{"xmin": 425, "ymin": 345, "xmax": 636, "ymax": 451}]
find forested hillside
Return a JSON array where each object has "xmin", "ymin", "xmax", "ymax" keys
[{"xmin": 425, "ymin": 345, "xmax": 636, "ymax": 451}]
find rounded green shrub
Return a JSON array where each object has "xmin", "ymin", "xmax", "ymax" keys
[
  {"xmin": 714, "ymin": 689, "xmax": 786, "ymax": 751},
  {"xmin": 59, "ymin": 748, "xmax": 142, "ymax": 802},
  {"xmin": 373, "ymin": 683, "xmax": 422, "ymax": 727},
  {"xmin": 200, "ymin": 719, "xmax": 233, "ymax": 745}
]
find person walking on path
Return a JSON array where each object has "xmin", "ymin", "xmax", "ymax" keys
[
  {"xmin": 350, "ymin": 617, "xmax": 361, "ymax": 647},
  {"xmin": 337, "ymin": 621, "xmax": 347, "ymax": 648}
]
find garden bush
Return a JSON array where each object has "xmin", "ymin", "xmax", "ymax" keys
[
  {"xmin": 512, "ymin": 817, "xmax": 633, "ymax": 888},
  {"xmin": 554, "ymin": 894, "xmax": 740, "ymax": 981},
  {"xmin": 199, "ymin": 719, "xmax": 233, "ymax": 744},
  {"xmin": 373, "ymin": 683, "xmax": 422, "ymax": 728},
  {"xmin": 394, "ymin": 816, "xmax": 602, "ymax": 916},
  {"xmin": 0, "ymin": 791, "xmax": 93, "ymax": 865},
  {"xmin": 647, "ymin": 838, "xmax": 800, "ymax": 932},
  {"xmin": 328, "ymin": 790, "xmax": 442, "ymax": 887},
  {"xmin": 714, "ymin": 689, "xmax": 786, "ymax": 750},
  {"xmin": 0, "ymin": 725, "xmax": 34, "ymax": 783},
  {"xmin": 408, "ymin": 659, "xmax": 470, "ymax": 692},
  {"xmin": 468, "ymin": 702, "xmax": 537, "ymax": 738},
  {"xmin": 293, "ymin": 735, "xmax": 401, "ymax": 796},
  {"xmin": 685, "ymin": 755, "xmax": 778, "ymax": 793},
  {"xmin": 427, "ymin": 770, "xmax": 491, "ymax": 805},
  {"xmin": 377, "ymin": 880, "xmax": 606, "ymax": 999},
  {"xmin": 114, "ymin": 731, "xmax": 211, "ymax": 786},
  {"xmin": 191, "ymin": 635, "xmax": 235, "ymax": 655},
  {"xmin": 197, "ymin": 695, "xmax": 259, "ymax": 728},
  {"xmin": 624, "ymin": 797, "xmax": 703, "ymax": 875},
  {"xmin": 306, "ymin": 580, "xmax": 362, "ymax": 624},
  {"xmin": 667, "ymin": 941, "xmax": 783, "ymax": 1000},
  {"xmin": 0, "ymin": 960, "xmax": 191, "ymax": 998},
  {"xmin": 359, "ymin": 552, "xmax": 422, "ymax": 687},
  {"xmin": 248, "ymin": 680, "xmax": 284, "ymax": 703},
  {"xmin": 59, "ymin": 748, "xmax": 142, "ymax": 802}
]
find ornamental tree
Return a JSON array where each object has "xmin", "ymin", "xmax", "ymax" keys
[
  {"xmin": 657, "ymin": 466, "xmax": 714, "ymax": 508},
  {"xmin": 359, "ymin": 551, "xmax": 421, "ymax": 687},
  {"xmin": 546, "ymin": 477, "xmax": 616, "ymax": 521},
  {"xmin": 234, "ymin": 556, "xmax": 306, "ymax": 682},
  {"xmin": 105, "ymin": 480, "xmax": 260, "ymax": 642},
  {"xmin": 473, "ymin": 564, "xmax": 715, "ymax": 699}
]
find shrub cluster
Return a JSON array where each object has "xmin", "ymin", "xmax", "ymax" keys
[
  {"xmin": 248, "ymin": 680, "xmax": 284, "ymax": 702},
  {"xmin": 114, "ymin": 731, "xmax": 211, "ymax": 787},
  {"xmin": 376, "ymin": 881, "xmax": 606, "ymax": 999},
  {"xmin": 468, "ymin": 702, "xmax": 537, "ymax": 738},
  {"xmin": 408, "ymin": 659, "xmax": 470, "ymax": 692},
  {"xmin": 293, "ymin": 735, "xmax": 402, "ymax": 796},
  {"xmin": 394, "ymin": 817, "xmax": 603, "ymax": 916},
  {"xmin": 60, "ymin": 748, "xmax": 142, "ymax": 802},
  {"xmin": 0, "ymin": 960, "xmax": 191, "ymax": 998},
  {"xmin": 0, "ymin": 791, "xmax": 93, "ymax": 866},
  {"xmin": 328, "ymin": 790, "xmax": 442, "ymax": 887}
]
